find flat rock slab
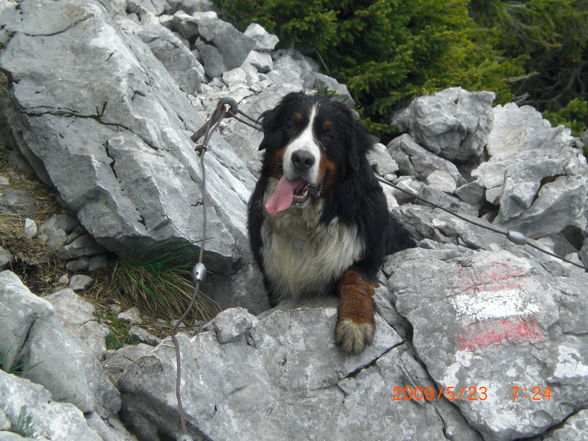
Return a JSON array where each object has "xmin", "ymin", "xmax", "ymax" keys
[
  {"xmin": 386, "ymin": 248, "xmax": 588, "ymax": 441},
  {"xmin": 118, "ymin": 303, "xmax": 480, "ymax": 441}
]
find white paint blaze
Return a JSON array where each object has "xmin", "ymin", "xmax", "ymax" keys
[
  {"xmin": 282, "ymin": 105, "xmax": 322, "ymax": 186},
  {"xmin": 450, "ymin": 290, "xmax": 540, "ymax": 323}
]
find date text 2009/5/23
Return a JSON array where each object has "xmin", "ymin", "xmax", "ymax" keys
[{"xmin": 391, "ymin": 386, "xmax": 553, "ymax": 401}]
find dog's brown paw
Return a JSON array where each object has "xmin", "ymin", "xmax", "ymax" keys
[{"xmin": 335, "ymin": 318, "xmax": 375, "ymax": 355}]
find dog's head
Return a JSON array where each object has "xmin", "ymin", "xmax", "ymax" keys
[{"xmin": 259, "ymin": 92, "xmax": 373, "ymax": 216}]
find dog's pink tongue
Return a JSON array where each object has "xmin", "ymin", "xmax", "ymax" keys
[{"xmin": 265, "ymin": 177, "xmax": 303, "ymax": 215}]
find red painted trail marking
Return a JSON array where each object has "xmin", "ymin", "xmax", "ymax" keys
[
  {"xmin": 458, "ymin": 318, "xmax": 544, "ymax": 351},
  {"xmin": 449, "ymin": 263, "xmax": 527, "ymax": 295}
]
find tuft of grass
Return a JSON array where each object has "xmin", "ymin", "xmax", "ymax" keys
[
  {"xmin": 12, "ymin": 406, "xmax": 36, "ymax": 438},
  {"xmin": 105, "ymin": 241, "xmax": 220, "ymax": 323}
]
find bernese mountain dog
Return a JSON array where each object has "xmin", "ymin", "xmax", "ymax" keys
[{"xmin": 248, "ymin": 91, "xmax": 406, "ymax": 355}]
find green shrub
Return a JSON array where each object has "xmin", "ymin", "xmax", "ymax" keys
[
  {"xmin": 215, "ymin": 0, "xmax": 522, "ymax": 138},
  {"xmin": 215, "ymin": 0, "xmax": 587, "ymax": 140},
  {"xmin": 472, "ymin": 0, "xmax": 588, "ymax": 133}
]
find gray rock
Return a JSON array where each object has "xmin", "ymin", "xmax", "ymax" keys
[
  {"xmin": 65, "ymin": 256, "xmax": 90, "ymax": 272},
  {"xmin": 88, "ymin": 254, "xmax": 110, "ymax": 271},
  {"xmin": 128, "ymin": 327, "xmax": 161, "ymax": 346},
  {"xmin": 540, "ymin": 409, "xmax": 588, "ymax": 441},
  {"xmin": 580, "ymin": 238, "xmax": 588, "ymax": 268},
  {"xmin": 419, "ymin": 185, "xmax": 479, "ymax": 216},
  {"xmin": 221, "ymin": 67, "xmax": 247, "ymax": 88},
  {"xmin": 313, "ymin": 73, "xmax": 355, "ymax": 106},
  {"xmin": 0, "ymin": 271, "xmax": 120, "ymax": 418},
  {"xmin": 134, "ymin": 12, "xmax": 205, "ymax": 95},
  {"xmin": 244, "ymin": 23, "xmax": 279, "ymax": 51},
  {"xmin": 392, "ymin": 87, "xmax": 495, "ymax": 163},
  {"xmin": 0, "ymin": 432, "xmax": 35, "ymax": 441},
  {"xmin": 380, "ymin": 180, "xmax": 399, "ymax": 211},
  {"xmin": 487, "ymin": 103, "xmax": 573, "ymax": 158},
  {"xmin": 44, "ymin": 288, "xmax": 109, "ymax": 360},
  {"xmin": 242, "ymin": 50, "xmax": 273, "ymax": 73},
  {"xmin": 119, "ymin": 301, "xmax": 480, "ymax": 441},
  {"xmin": 69, "ymin": 274, "xmax": 93, "ymax": 292},
  {"xmin": 1, "ymin": 0, "xmax": 248, "ymax": 272},
  {"xmin": 455, "ymin": 181, "xmax": 485, "ymax": 206},
  {"xmin": 38, "ymin": 213, "xmax": 78, "ymax": 248},
  {"xmin": 194, "ymin": 38, "xmax": 226, "ymax": 79},
  {"xmin": 0, "ymin": 175, "xmax": 9, "ymax": 186},
  {"xmin": 373, "ymin": 284, "xmax": 410, "ymax": 339},
  {"xmin": 56, "ymin": 233, "xmax": 107, "ymax": 260},
  {"xmin": 85, "ymin": 413, "xmax": 139, "ymax": 441},
  {"xmin": 210, "ymin": 307, "xmax": 258, "ymax": 344},
  {"xmin": 535, "ymin": 235, "xmax": 579, "ymax": 260},
  {"xmin": 0, "ymin": 370, "xmax": 102, "ymax": 441},
  {"xmin": 426, "ymin": 170, "xmax": 457, "ymax": 194},
  {"xmin": 103, "ymin": 344, "xmax": 154, "ymax": 384},
  {"xmin": 581, "ymin": 129, "xmax": 588, "ymax": 146},
  {"xmin": 118, "ymin": 307, "xmax": 143, "ymax": 325},
  {"xmin": 0, "ymin": 271, "xmax": 52, "ymax": 371},
  {"xmin": 126, "ymin": 0, "xmax": 170, "ymax": 16},
  {"xmin": 387, "ymin": 134, "xmax": 464, "ymax": 185},
  {"xmin": 366, "ymin": 142, "xmax": 399, "ymax": 176},
  {"xmin": 473, "ymin": 147, "xmax": 588, "ymax": 238},
  {"xmin": 159, "ymin": 10, "xmax": 210, "ymax": 40},
  {"xmin": 386, "ymin": 248, "xmax": 588, "ymax": 441},
  {"xmin": 23, "ymin": 218, "xmax": 37, "ymax": 239},
  {"xmin": 0, "ymin": 189, "xmax": 36, "ymax": 217},
  {"xmin": 0, "ymin": 247, "xmax": 13, "ymax": 270},
  {"xmin": 57, "ymin": 273, "xmax": 69, "ymax": 285},
  {"xmin": 167, "ymin": 10, "xmax": 255, "ymax": 73},
  {"xmin": 39, "ymin": 213, "xmax": 79, "ymax": 236},
  {"xmin": 270, "ymin": 49, "xmax": 318, "ymax": 89}
]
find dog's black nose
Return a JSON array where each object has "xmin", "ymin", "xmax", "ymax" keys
[{"xmin": 291, "ymin": 150, "xmax": 315, "ymax": 170}]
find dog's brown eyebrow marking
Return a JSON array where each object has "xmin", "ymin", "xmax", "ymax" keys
[
  {"xmin": 293, "ymin": 112, "xmax": 303, "ymax": 123},
  {"xmin": 321, "ymin": 120, "xmax": 332, "ymax": 130}
]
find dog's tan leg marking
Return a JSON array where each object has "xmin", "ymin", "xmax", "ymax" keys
[{"xmin": 335, "ymin": 269, "xmax": 376, "ymax": 355}]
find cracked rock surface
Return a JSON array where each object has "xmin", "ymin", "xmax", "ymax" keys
[
  {"xmin": 1, "ymin": 0, "xmax": 588, "ymax": 441},
  {"xmin": 118, "ymin": 301, "xmax": 480, "ymax": 441}
]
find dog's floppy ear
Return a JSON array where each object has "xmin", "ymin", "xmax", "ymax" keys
[
  {"xmin": 345, "ymin": 112, "xmax": 373, "ymax": 173},
  {"xmin": 257, "ymin": 108, "xmax": 278, "ymax": 151}
]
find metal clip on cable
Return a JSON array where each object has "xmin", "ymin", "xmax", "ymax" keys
[
  {"xmin": 192, "ymin": 262, "xmax": 207, "ymax": 284},
  {"xmin": 507, "ymin": 231, "xmax": 529, "ymax": 245}
]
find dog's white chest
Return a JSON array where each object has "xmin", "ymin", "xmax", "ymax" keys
[{"xmin": 261, "ymin": 205, "xmax": 364, "ymax": 300}]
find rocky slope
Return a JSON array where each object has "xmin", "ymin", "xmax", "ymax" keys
[{"xmin": 1, "ymin": 0, "xmax": 588, "ymax": 441}]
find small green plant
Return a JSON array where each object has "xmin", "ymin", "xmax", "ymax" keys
[
  {"xmin": 0, "ymin": 351, "xmax": 40, "ymax": 376},
  {"xmin": 107, "ymin": 240, "xmax": 220, "ymax": 323},
  {"xmin": 543, "ymin": 98, "xmax": 588, "ymax": 137},
  {"xmin": 12, "ymin": 406, "xmax": 36, "ymax": 438},
  {"xmin": 104, "ymin": 314, "xmax": 141, "ymax": 350}
]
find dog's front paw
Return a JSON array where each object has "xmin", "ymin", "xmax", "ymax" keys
[{"xmin": 335, "ymin": 318, "xmax": 375, "ymax": 355}]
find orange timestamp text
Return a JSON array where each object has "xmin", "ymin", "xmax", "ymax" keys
[
  {"xmin": 511, "ymin": 386, "xmax": 552, "ymax": 400},
  {"xmin": 391, "ymin": 386, "xmax": 488, "ymax": 401}
]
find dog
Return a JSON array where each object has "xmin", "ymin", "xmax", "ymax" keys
[{"xmin": 248, "ymin": 92, "xmax": 407, "ymax": 354}]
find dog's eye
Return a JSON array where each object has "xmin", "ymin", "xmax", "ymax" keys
[{"xmin": 320, "ymin": 133, "xmax": 333, "ymax": 143}]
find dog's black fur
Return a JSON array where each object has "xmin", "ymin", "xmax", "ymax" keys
[{"xmin": 248, "ymin": 92, "xmax": 412, "ymax": 306}]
